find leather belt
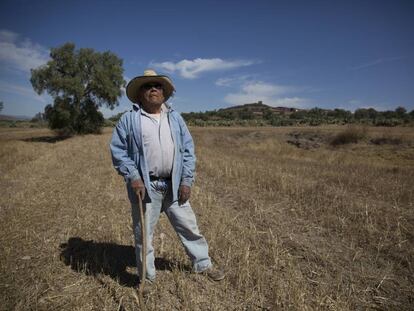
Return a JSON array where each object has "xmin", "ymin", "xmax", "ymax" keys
[{"xmin": 149, "ymin": 176, "xmax": 171, "ymax": 181}]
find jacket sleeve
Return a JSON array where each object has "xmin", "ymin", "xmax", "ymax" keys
[
  {"xmin": 110, "ymin": 114, "xmax": 142, "ymax": 183},
  {"xmin": 178, "ymin": 114, "xmax": 196, "ymax": 187}
]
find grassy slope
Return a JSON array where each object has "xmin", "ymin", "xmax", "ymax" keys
[{"xmin": 0, "ymin": 126, "xmax": 413, "ymax": 310}]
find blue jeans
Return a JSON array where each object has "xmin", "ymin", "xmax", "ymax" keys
[{"xmin": 130, "ymin": 179, "xmax": 212, "ymax": 281}]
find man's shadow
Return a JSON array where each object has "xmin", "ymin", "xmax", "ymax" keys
[{"xmin": 60, "ymin": 237, "xmax": 189, "ymax": 287}]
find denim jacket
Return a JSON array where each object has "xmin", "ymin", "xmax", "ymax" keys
[{"xmin": 110, "ymin": 103, "xmax": 195, "ymax": 203}]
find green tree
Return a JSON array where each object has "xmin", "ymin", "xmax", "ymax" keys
[
  {"xmin": 263, "ymin": 108, "xmax": 274, "ymax": 121},
  {"xmin": 395, "ymin": 106, "xmax": 406, "ymax": 117},
  {"xmin": 31, "ymin": 111, "xmax": 46, "ymax": 123},
  {"xmin": 108, "ymin": 111, "xmax": 127, "ymax": 123},
  {"xmin": 239, "ymin": 108, "xmax": 254, "ymax": 120},
  {"xmin": 327, "ymin": 108, "xmax": 352, "ymax": 122},
  {"xmin": 380, "ymin": 110, "xmax": 397, "ymax": 119},
  {"xmin": 354, "ymin": 108, "xmax": 369, "ymax": 120},
  {"xmin": 366, "ymin": 108, "xmax": 378, "ymax": 119},
  {"xmin": 289, "ymin": 110, "xmax": 308, "ymax": 120},
  {"xmin": 0, "ymin": 101, "xmax": 3, "ymax": 113},
  {"xmin": 31, "ymin": 43, "xmax": 125, "ymax": 134}
]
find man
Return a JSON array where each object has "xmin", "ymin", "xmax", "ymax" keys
[{"xmin": 110, "ymin": 69, "xmax": 224, "ymax": 287}]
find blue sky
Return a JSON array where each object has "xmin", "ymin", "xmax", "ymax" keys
[{"xmin": 0, "ymin": 0, "xmax": 413, "ymax": 118}]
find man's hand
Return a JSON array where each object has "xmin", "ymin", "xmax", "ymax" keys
[
  {"xmin": 178, "ymin": 185, "xmax": 191, "ymax": 205},
  {"xmin": 131, "ymin": 179, "xmax": 146, "ymax": 201}
]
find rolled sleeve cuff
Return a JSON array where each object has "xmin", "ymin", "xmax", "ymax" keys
[
  {"xmin": 127, "ymin": 170, "xmax": 141, "ymax": 183},
  {"xmin": 180, "ymin": 178, "xmax": 193, "ymax": 187}
]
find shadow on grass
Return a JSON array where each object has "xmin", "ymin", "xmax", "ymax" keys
[
  {"xmin": 22, "ymin": 135, "xmax": 72, "ymax": 143},
  {"xmin": 60, "ymin": 237, "xmax": 189, "ymax": 287}
]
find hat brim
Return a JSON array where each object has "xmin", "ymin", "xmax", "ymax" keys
[{"xmin": 126, "ymin": 75, "xmax": 175, "ymax": 103}]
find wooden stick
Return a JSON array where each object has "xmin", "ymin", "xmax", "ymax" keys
[{"xmin": 137, "ymin": 193, "xmax": 147, "ymax": 310}]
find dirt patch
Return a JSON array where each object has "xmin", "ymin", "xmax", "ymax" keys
[{"xmin": 286, "ymin": 131, "xmax": 331, "ymax": 149}]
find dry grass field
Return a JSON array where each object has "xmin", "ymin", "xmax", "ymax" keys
[{"xmin": 0, "ymin": 125, "xmax": 413, "ymax": 310}]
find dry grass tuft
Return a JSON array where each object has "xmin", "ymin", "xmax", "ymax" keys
[
  {"xmin": 330, "ymin": 126, "xmax": 367, "ymax": 146},
  {"xmin": 1, "ymin": 126, "xmax": 413, "ymax": 310},
  {"xmin": 370, "ymin": 134, "xmax": 406, "ymax": 146}
]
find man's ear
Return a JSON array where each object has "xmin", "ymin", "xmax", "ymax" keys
[{"xmin": 136, "ymin": 89, "xmax": 144, "ymax": 103}]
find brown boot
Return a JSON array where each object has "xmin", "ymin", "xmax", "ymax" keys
[{"xmin": 202, "ymin": 266, "xmax": 225, "ymax": 281}]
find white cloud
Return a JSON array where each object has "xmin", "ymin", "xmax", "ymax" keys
[
  {"xmin": 0, "ymin": 29, "xmax": 49, "ymax": 73},
  {"xmin": 216, "ymin": 77, "xmax": 239, "ymax": 87},
  {"xmin": 342, "ymin": 99, "xmax": 400, "ymax": 112},
  {"xmin": 120, "ymin": 75, "xmax": 130, "ymax": 95},
  {"xmin": 359, "ymin": 104, "xmax": 392, "ymax": 112},
  {"xmin": 99, "ymin": 103, "xmax": 129, "ymax": 118},
  {"xmin": 242, "ymin": 82, "xmax": 294, "ymax": 97},
  {"xmin": 348, "ymin": 99, "xmax": 361, "ymax": 105},
  {"xmin": 0, "ymin": 30, "xmax": 18, "ymax": 43},
  {"xmin": 223, "ymin": 80, "xmax": 310, "ymax": 108},
  {"xmin": 350, "ymin": 56, "xmax": 402, "ymax": 71},
  {"xmin": 152, "ymin": 58, "xmax": 257, "ymax": 79},
  {"xmin": 0, "ymin": 80, "xmax": 49, "ymax": 103},
  {"xmin": 269, "ymin": 97, "xmax": 310, "ymax": 107},
  {"xmin": 215, "ymin": 74, "xmax": 261, "ymax": 87}
]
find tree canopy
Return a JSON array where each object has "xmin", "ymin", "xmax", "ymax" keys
[{"xmin": 31, "ymin": 43, "xmax": 125, "ymax": 134}]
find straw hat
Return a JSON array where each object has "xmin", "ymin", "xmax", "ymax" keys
[{"xmin": 126, "ymin": 69, "xmax": 175, "ymax": 103}]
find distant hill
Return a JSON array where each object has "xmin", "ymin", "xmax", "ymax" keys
[
  {"xmin": 219, "ymin": 101, "xmax": 302, "ymax": 116},
  {"xmin": 181, "ymin": 102, "xmax": 413, "ymax": 127},
  {"xmin": 0, "ymin": 114, "xmax": 31, "ymax": 121}
]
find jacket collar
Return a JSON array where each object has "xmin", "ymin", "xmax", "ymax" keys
[{"xmin": 132, "ymin": 102, "xmax": 172, "ymax": 112}]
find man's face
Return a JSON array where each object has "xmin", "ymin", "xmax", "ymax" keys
[{"xmin": 139, "ymin": 83, "xmax": 165, "ymax": 107}]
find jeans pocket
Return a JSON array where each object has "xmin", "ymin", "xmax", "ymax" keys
[{"xmin": 152, "ymin": 180, "xmax": 169, "ymax": 194}]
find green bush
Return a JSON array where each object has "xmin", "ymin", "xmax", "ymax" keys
[
  {"xmin": 104, "ymin": 119, "xmax": 115, "ymax": 127},
  {"xmin": 374, "ymin": 118, "xmax": 404, "ymax": 127},
  {"xmin": 309, "ymin": 118, "xmax": 322, "ymax": 126}
]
